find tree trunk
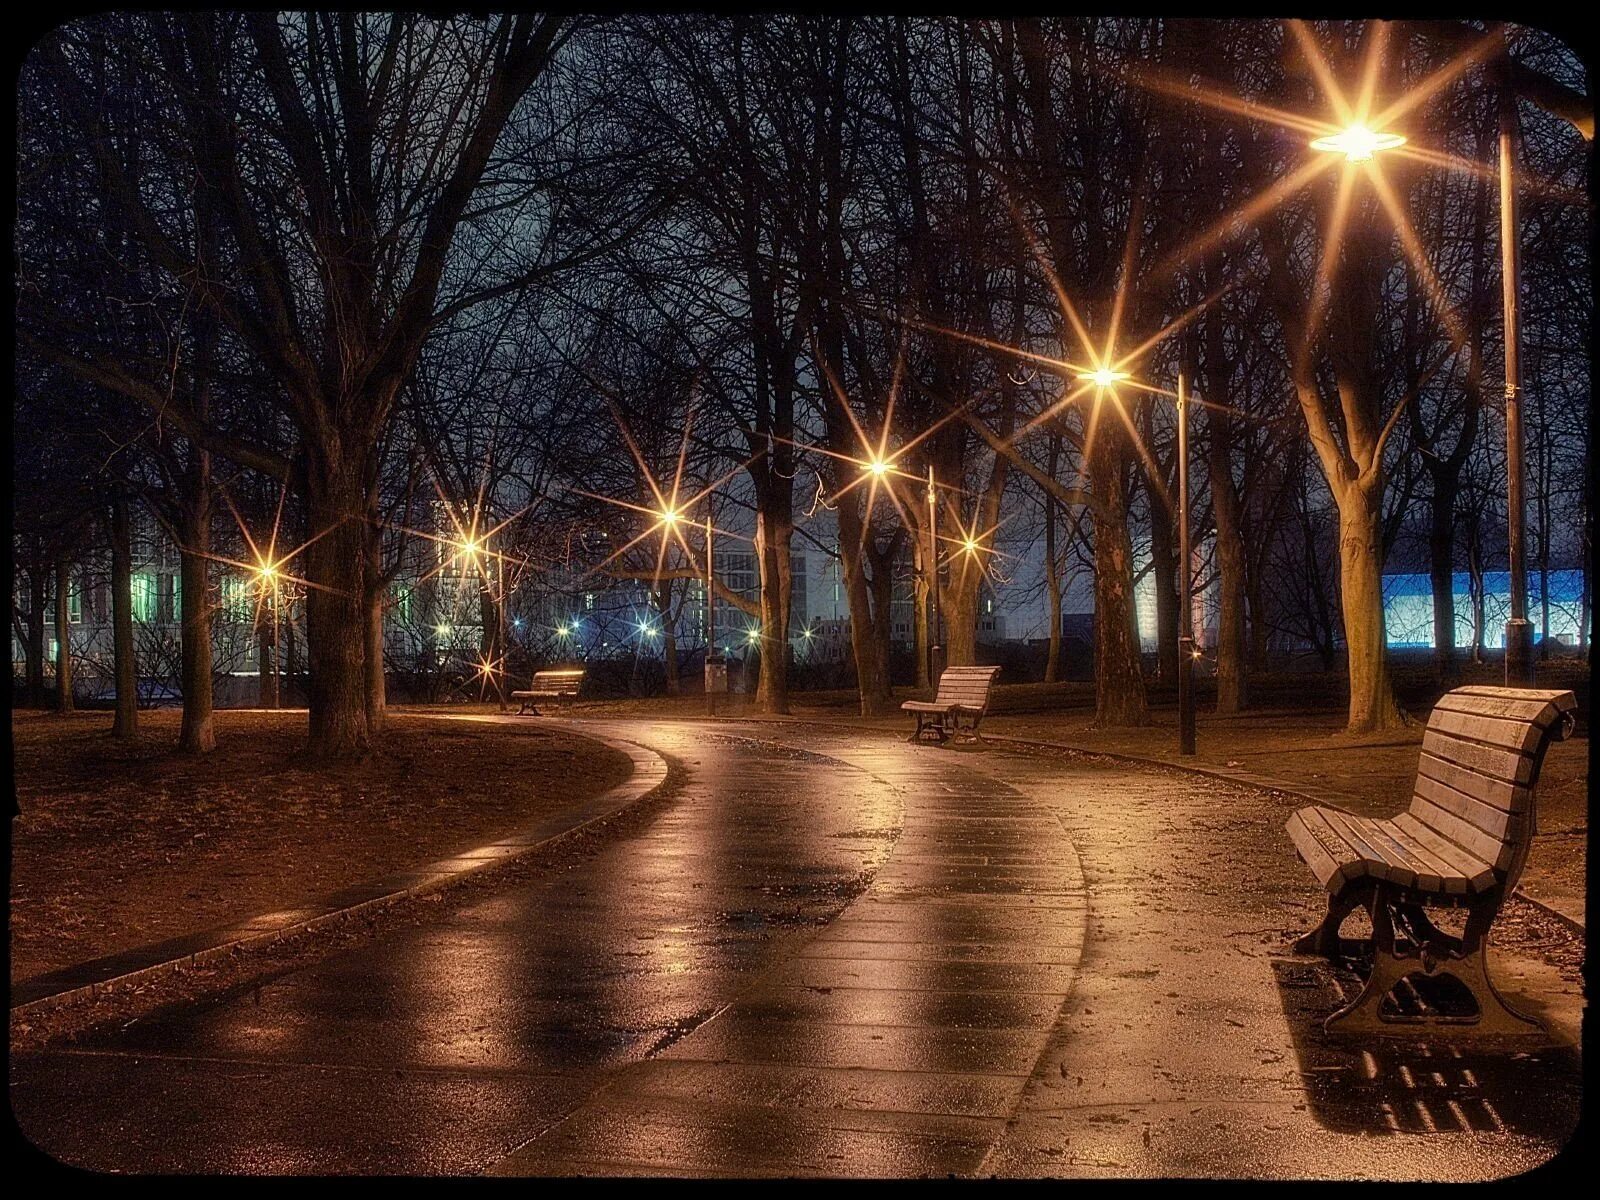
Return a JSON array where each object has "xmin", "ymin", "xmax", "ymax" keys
[
  {"xmin": 1089, "ymin": 433, "xmax": 1148, "ymax": 726},
  {"xmin": 837, "ymin": 498, "xmax": 892, "ymax": 716},
  {"xmin": 54, "ymin": 557, "xmax": 74, "ymax": 713},
  {"xmin": 302, "ymin": 450, "xmax": 371, "ymax": 758},
  {"xmin": 111, "ymin": 497, "xmax": 138, "ymax": 739},
  {"xmin": 284, "ymin": 611, "xmax": 298, "ymax": 704},
  {"xmin": 1336, "ymin": 493, "xmax": 1405, "ymax": 732},
  {"xmin": 366, "ymin": 515, "xmax": 390, "ymax": 727},
  {"xmin": 1044, "ymin": 490, "xmax": 1062, "ymax": 684},
  {"xmin": 1207, "ymin": 411, "xmax": 1249, "ymax": 713},
  {"xmin": 943, "ymin": 553, "xmax": 982, "ymax": 667},
  {"xmin": 1428, "ymin": 487, "xmax": 1459, "ymax": 683},
  {"xmin": 259, "ymin": 611, "xmax": 279, "ymax": 707},
  {"xmin": 754, "ymin": 511, "xmax": 792, "ymax": 714},
  {"xmin": 25, "ymin": 559, "xmax": 47, "ymax": 707},
  {"xmin": 177, "ymin": 489, "xmax": 217, "ymax": 754},
  {"xmin": 656, "ymin": 581, "xmax": 680, "ymax": 696},
  {"xmin": 1148, "ymin": 489, "xmax": 1179, "ymax": 683}
]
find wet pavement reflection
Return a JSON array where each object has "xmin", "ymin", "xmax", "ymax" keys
[
  {"xmin": 10, "ymin": 720, "xmax": 1582, "ymax": 1178},
  {"xmin": 11, "ymin": 722, "xmax": 903, "ymax": 1173}
]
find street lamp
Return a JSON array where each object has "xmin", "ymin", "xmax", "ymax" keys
[
  {"xmin": 925, "ymin": 464, "xmax": 944, "ymax": 687},
  {"xmin": 1309, "ymin": 98, "xmax": 1533, "ymax": 682},
  {"xmin": 1175, "ymin": 374, "xmax": 1196, "ymax": 756},
  {"xmin": 1308, "ymin": 123, "xmax": 1407, "ymax": 162}
]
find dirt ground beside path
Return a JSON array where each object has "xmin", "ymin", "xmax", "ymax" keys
[{"xmin": 9, "ymin": 709, "xmax": 631, "ymax": 983}]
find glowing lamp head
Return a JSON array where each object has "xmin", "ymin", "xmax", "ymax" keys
[
  {"xmin": 254, "ymin": 562, "xmax": 279, "ymax": 585},
  {"xmin": 659, "ymin": 507, "xmax": 680, "ymax": 527},
  {"xmin": 963, "ymin": 537, "xmax": 981, "ymax": 556},
  {"xmin": 436, "ymin": 624, "xmax": 451, "ymax": 637},
  {"xmin": 746, "ymin": 627, "xmax": 760, "ymax": 643},
  {"xmin": 1078, "ymin": 367, "xmax": 1130, "ymax": 389},
  {"xmin": 1310, "ymin": 123, "xmax": 1405, "ymax": 163},
  {"xmin": 864, "ymin": 457, "xmax": 891, "ymax": 478}
]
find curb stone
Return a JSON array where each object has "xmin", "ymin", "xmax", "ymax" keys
[{"xmin": 10, "ymin": 722, "xmax": 669, "ymax": 1022}]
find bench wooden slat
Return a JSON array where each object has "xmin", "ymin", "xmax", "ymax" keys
[
  {"xmin": 1390, "ymin": 813, "xmax": 1497, "ymax": 892},
  {"xmin": 1431, "ymin": 691, "xmax": 1561, "ymax": 728},
  {"xmin": 1285, "ymin": 809, "xmax": 1353, "ymax": 890},
  {"xmin": 1420, "ymin": 728, "xmax": 1534, "ymax": 785},
  {"xmin": 1415, "ymin": 750, "xmax": 1527, "ymax": 812},
  {"xmin": 1403, "ymin": 797, "xmax": 1515, "ymax": 873},
  {"xmin": 1428, "ymin": 707, "xmax": 1548, "ymax": 755},
  {"xmin": 1319, "ymin": 810, "xmax": 1416, "ymax": 889},
  {"xmin": 1369, "ymin": 819, "xmax": 1464, "ymax": 894},
  {"xmin": 1409, "ymin": 773, "xmax": 1524, "ymax": 843}
]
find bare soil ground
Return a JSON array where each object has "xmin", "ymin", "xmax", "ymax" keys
[{"xmin": 9, "ymin": 709, "xmax": 631, "ymax": 983}]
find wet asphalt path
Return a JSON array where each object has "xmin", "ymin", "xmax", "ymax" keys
[
  {"xmin": 14, "ymin": 719, "xmax": 1082, "ymax": 1174},
  {"xmin": 11, "ymin": 719, "xmax": 1581, "ymax": 1177}
]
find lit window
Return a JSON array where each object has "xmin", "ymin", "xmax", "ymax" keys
[{"xmin": 130, "ymin": 574, "xmax": 156, "ymax": 623}]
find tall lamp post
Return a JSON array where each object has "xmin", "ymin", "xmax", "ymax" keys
[
  {"xmin": 926, "ymin": 464, "xmax": 943, "ymax": 686},
  {"xmin": 1496, "ymin": 56, "xmax": 1535, "ymax": 684},
  {"xmin": 1176, "ymin": 374, "xmax": 1196, "ymax": 756},
  {"xmin": 1309, "ymin": 88, "xmax": 1537, "ymax": 684}
]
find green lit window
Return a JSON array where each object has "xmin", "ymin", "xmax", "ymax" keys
[
  {"xmin": 68, "ymin": 582, "xmax": 81, "ymax": 623},
  {"xmin": 131, "ymin": 574, "xmax": 156, "ymax": 622},
  {"xmin": 392, "ymin": 584, "xmax": 413, "ymax": 624}
]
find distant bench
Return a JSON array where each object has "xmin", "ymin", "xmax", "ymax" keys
[
  {"xmin": 512, "ymin": 668, "xmax": 586, "ymax": 716},
  {"xmin": 902, "ymin": 665, "xmax": 1001, "ymax": 743},
  {"xmin": 1286, "ymin": 685, "xmax": 1577, "ymax": 1036}
]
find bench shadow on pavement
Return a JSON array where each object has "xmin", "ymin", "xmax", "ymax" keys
[{"xmin": 1269, "ymin": 956, "xmax": 1582, "ymax": 1139}]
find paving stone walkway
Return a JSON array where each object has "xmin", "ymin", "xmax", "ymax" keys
[{"xmin": 11, "ymin": 719, "xmax": 1581, "ymax": 1178}]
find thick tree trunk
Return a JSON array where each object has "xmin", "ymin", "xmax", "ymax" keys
[
  {"xmin": 1089, "ymin": 437, "xmax": 1147, "ymax": 726},
  {"xmin": 1336, "ymin": 494, "xmax": 1405, "ymax": 732},
  {"xmin": 1428, "ymin": 490, "xmax": 1459, "ymax": 683},
  {"xmin": 54, "ymin": 557, "xmax": 73, "ymax": 713},
  {"xmin": 943, "ymin": 554, "xmax": 983, "ymax": 667},
  {"xmin": 177, "ymin": 490, "xmax": 217, "ymax": 754},
  {"xmin": 754, "ymin": 511, "xmax": 792, "ymax": 714},
  {"xmin": 837, "ymin": 499, "xmax": 892, "ymax": 716},
  {"xmin": 302, "ymin": 451, "xmax": 372, "ymax": 758},
  {"xmin": 111, "ymin": 498, "xmax": 138, "ymax": 739}
]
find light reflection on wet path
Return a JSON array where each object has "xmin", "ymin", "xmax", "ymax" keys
[{"xmin": 11, "ymin": 721, "xmax": 913, "ymax": 1173}]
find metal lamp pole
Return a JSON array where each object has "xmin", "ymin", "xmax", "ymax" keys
[
  {"xmin": 1176, "ymin": 373, "xmax": 1196, "ymax": 755},
  {"xmin": 1498, "ymin": 53, "xmax": 1535, "ymax": 685},
  {"xmin": 926, "ymin": 464, "xmax": 943, "ymax": 686},
  {"xmin": 705, "ymin": 511, "xmax": 716, "ymax": 716}
]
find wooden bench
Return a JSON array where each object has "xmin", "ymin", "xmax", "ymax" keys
[
  {"xmin": 1286, "ymin": 685, "xmax": 1578, "ymax": 1036},
  {"xmin": 902, "ymin": 665, "xmax": 1001, "ymax": 743},
  {"xmin": 512, "ymin": 667, "xmax": 586, "ymax": 715}
]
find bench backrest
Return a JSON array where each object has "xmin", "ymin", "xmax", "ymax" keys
[
  {"xmin": 1405, "ymin": 686, "xmax": 1577, "ymax": 893},
  {"xmin": 933, "ymin": 665, "xmax": 1001, "ymax": 713},
  {"xmin": 531, "ymin": 668, "xmax": 586, "ymax": 693}
]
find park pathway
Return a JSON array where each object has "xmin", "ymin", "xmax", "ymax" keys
[
  {"xmin": 11, "ymin": 719, "xmax": 1082, "ymax": 1175},
  {"xmin": 11, "ymin": 719, "xmax": 1580, "ymax": 1178}
]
